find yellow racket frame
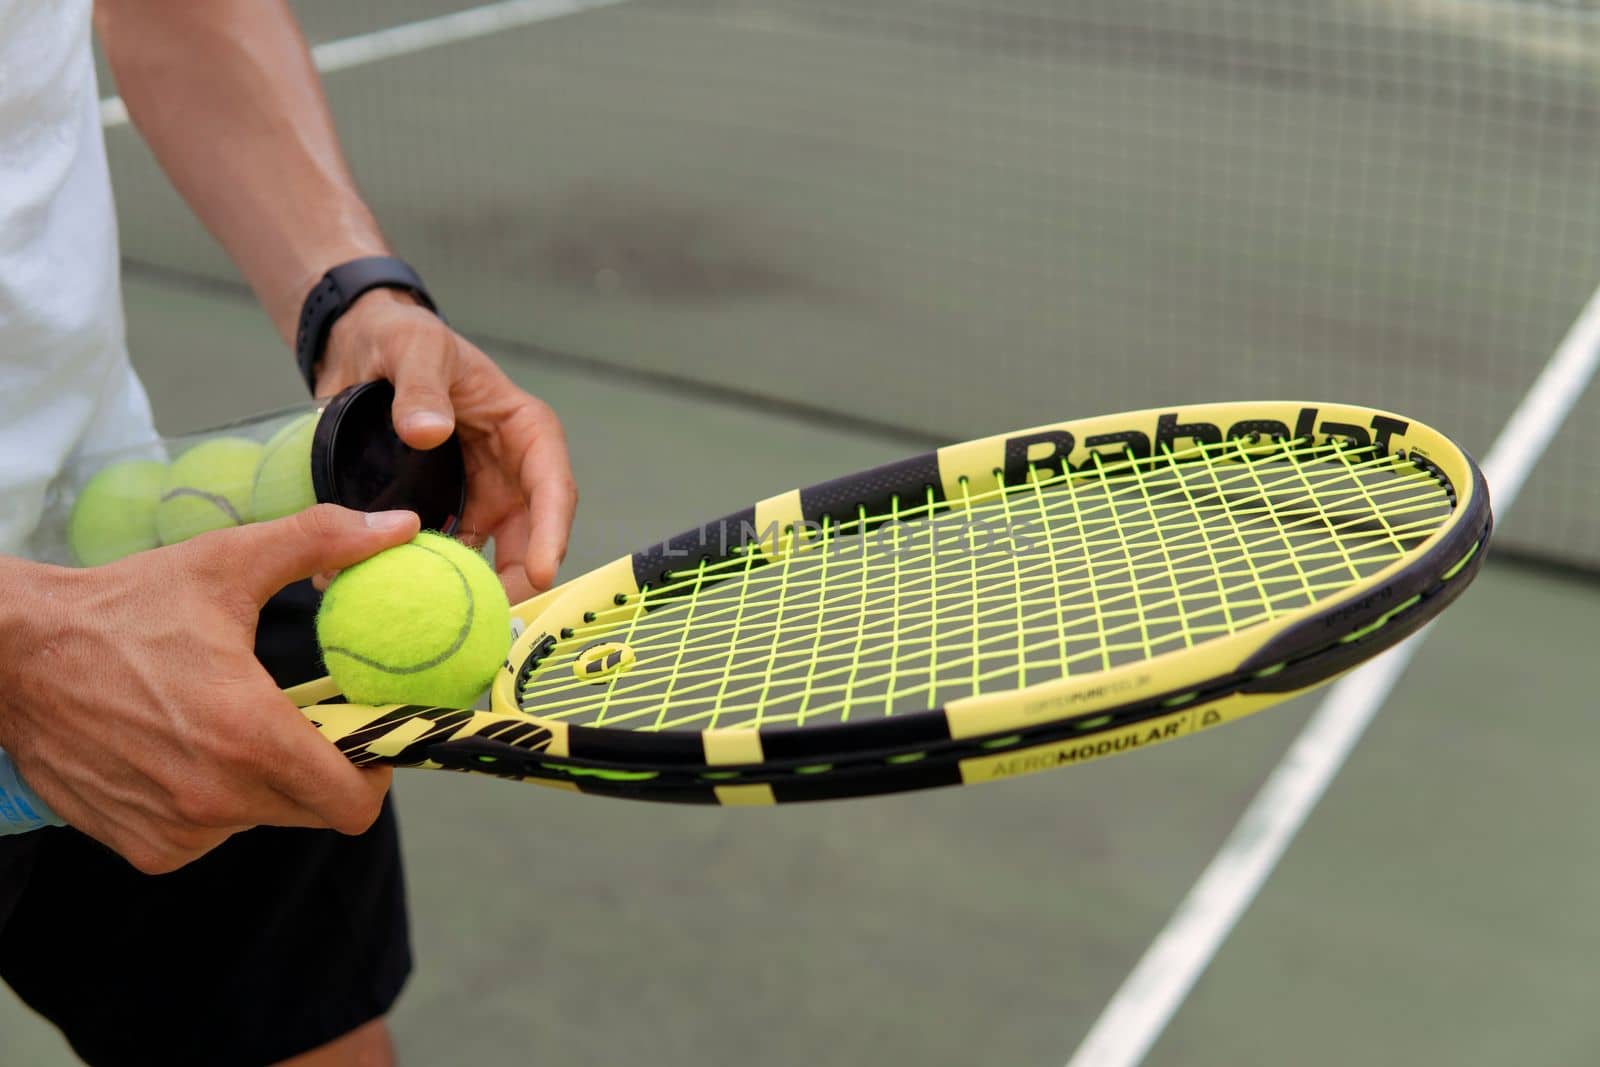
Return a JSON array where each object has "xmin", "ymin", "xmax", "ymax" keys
[{"xmin": 288, "ymin": 401, "xmax": 1489, "ymax": 804}]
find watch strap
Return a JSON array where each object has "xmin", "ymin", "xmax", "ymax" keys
[{"xmin": 294, "ymin": 256, "xmax": 439, "ymax": 393}]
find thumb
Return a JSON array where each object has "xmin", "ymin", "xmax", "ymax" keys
[{"xmin": 203, "ymin": 504, "xmax": 420, "ymax": 606}]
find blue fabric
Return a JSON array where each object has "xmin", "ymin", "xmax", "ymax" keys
[{"xmin": 0, "ymin": 750, "xmax": 61, "ymax": 835}]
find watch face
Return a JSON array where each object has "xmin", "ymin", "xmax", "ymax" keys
[{"xmin": 311, "ymin": 380, "xmax": 466, "ymax": 533}]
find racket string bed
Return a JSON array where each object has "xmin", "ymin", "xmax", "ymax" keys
[
  {"xmin": 513, "ymin": 436, "xmax": 1453, "ymax": 734},
  {"xmin": 288, "ymin": 404, "xmax": 1490, "ymax": 804}
]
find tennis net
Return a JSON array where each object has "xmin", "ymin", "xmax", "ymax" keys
[{"xmin": 102, "ymin": 0, "xmax": 1600, "ymax": 571}]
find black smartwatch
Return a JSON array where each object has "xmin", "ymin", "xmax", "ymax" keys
[{"xmin": 294, "ymin": 255, "xmax": 440, "ymax": 393}]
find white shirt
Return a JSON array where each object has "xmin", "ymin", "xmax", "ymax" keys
[{"xmin": 0, "ymin": 0, "xmax": 155, "ymax": 556}]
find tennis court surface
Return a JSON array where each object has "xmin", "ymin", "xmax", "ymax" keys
[{"xmin": 7, "ymin": 1, "xmax": 1600, "ymax": 1063}]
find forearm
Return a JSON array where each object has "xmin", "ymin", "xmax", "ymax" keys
[
  {"xmin": 0, "ymin": 556, "xmax": 61, "ymax": 759},
  {"xmin": 95, "ymin": 0, "xmax": 388, "ymax": 340}
]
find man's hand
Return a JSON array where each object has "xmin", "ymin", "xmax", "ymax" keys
[
  {"xmin": 0, "ymin": 506, "xmax": 419, "ymax": 874},
  {"xmin": 317, "ymin": 290, "xmax": 578, "ymax": 602}
]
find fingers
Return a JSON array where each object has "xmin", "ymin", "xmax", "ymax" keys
[
  {"xmin": 511, "ymin": 404, "xmax": 578, "ymax": 590},
  {"xmin": 316, "ymin": 305, "xmax": 576, "ymax": 590},
  {"xmin": 194, "ymin": 504, "xmax": 419, "ymax": 607},
  {"xmin": 156, "ymin": 683, "xmax": 386, "ymax": 835},
  {"xmin": 255, "ymin": 695, "xmax": 394, "ymax": 836},
  {"xmin": 491, "ymin": 511, "xmax": 537, "ymax": 604},
  {"xmin": 386, "ymin": 329, "xmax": 458, "ymax": 449}
]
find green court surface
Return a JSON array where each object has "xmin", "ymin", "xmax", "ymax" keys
[{"xmin": 6, "ymin": 2, "xmax": 1600, "ymax": 1064}]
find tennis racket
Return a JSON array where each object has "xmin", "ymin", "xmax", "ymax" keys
[{"xmin": 287, "ymin": 402, "xmax": 1490, "ymax": 805}]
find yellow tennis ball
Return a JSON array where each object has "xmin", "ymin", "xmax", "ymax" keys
[
  {"xmin": 252, "ymin": 413, "xmax": 319, "ymax": 522},
  {"xmin": 316, "ymin": 532, "xmax": 513, "ymax": 708},
  {"xmin": 67, "ymin": 459, "xmax": 168, "ymax": 566},
  {"xmin": 156, "ymin": 437, "xmax": 263, "ymax": 545}
]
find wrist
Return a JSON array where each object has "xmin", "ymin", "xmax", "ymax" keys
[
  {"xmin": 0, "ymin": 559, "xmax": 67, "ymax": 833},
  {"xmin": 0, "ymin": 556, "xmax": 43, "ymax": 665},
  {"xmin": 0, "ymin": 557, "xmax": 74, "ymax": 743},
  {"xmin": 294, "ymin": 256, "xmax": 440, "ymax": 394},
  {"xmin": 0, "ymin": 555, "xmax": 74, "ymax": 650},
  {"xmin": 272, "ymin": 225, "xmax": 392, "ymax": 341}
]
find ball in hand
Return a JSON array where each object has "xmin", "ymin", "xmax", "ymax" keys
[{"xmin": 316, "ymin": 532, "xmax": 513, "ymax": 708}]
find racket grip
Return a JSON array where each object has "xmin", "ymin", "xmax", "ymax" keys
[{"xmin": 0, "ymin": 749, "xmax": 62, "ymax": 835}]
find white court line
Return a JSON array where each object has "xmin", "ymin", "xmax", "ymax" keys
[
  {"xmin": 99, "ymin": 0, "xmax": 630, "ymax": 129},
  {"xmin": 1067, "ymin": 278, "xmax": 1600, "ymax": 1067}
]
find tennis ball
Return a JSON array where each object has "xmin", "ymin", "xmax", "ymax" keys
[
  {"xmin": 316, "ymin": 532, "xmax": 513, "ymax": 708},
  {"xmin": 67, "ymin": 459, "xmax": 167, "ymax": 566},
  {"xmin": 252, "ymin": 413, "xmax": 319, "ymax": 522},
  {"xmin": 156, "ymin": 436, "xmax": 263, "ymax": 545}
]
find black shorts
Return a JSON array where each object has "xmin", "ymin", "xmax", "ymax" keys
[{"xmin": 0, "ymin": 580, "xmax": 411, "ymax": 1066}]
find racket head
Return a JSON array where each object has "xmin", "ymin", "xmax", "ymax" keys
[{"xmin": 301, "ymin": 401, "xmax": 1490, "ymax": 803}]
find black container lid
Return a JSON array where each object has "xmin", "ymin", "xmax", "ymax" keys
[{"xmin": 310, "ymin": 380, "xmax": 466, "ymax": 533}]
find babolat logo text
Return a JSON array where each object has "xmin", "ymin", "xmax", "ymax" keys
[{"xmin": 999, "ymin": 407, "xmax": 1411, "ymax": 483}]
